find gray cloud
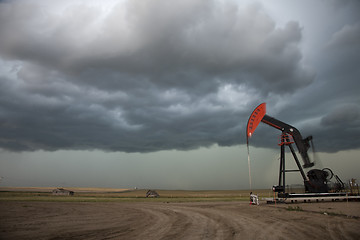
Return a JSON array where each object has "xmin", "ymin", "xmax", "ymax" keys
[
  {"xmin": 321, "ymin": 105, "xmax": 360, "ymax": 127},
  {"xmin": 0, "ymin": 0, "xmax": 358, "ymax": 153},
  {"xmin": 0, "ymin": 0, "xmax": 312, "ymax": 91}
]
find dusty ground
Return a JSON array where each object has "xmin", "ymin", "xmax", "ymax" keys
[{"xmin": 0, "ymin": 201, "xmax": 359, "ymax": 240}]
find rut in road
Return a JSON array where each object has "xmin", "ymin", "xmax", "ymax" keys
[{"xmin": 1, "ymin": 201, "xmax": 360, "ymax": 240}]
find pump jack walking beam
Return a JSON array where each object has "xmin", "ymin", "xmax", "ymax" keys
[{"xmin": 247, "ymin": 103, "xmax": 314, "ymax": 169}]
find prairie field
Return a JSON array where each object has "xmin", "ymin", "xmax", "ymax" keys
[{"xmin": 0, "ymin": 187, "xmax": 273, "ymax": 202}]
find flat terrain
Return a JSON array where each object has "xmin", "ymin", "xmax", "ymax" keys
[{"xmin": 1, "ymin": 200, "xmax": 359, "ymax": 239}]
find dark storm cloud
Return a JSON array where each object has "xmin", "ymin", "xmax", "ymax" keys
[
  {"xmin": 321, "ymin": 104, "xmax": 360, "ymax": 128},
  {"xmin": 0, "ymin": 0, "xmax": 312, "ymax": 91},
  {"xmin": 0, "ymin": 0, "xmax": 358, "ymax": 153},
  {"xmin": 260, "ymin": 7, "xmax": 360, "ymax": 153},
  {"xmin": 307, "ymin": 17, "xmax": 360, "ymax": 152}
]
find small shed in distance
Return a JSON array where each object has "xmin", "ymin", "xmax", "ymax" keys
[
  {"xmin": 146, "ymin": 190, "xmax": 159, "ymax": 198},
  {"xmin": 52, "ymin": 188, "xmax": 74, "ymax": 196}
]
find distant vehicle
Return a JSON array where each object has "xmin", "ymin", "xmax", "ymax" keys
[{"xmin": 52, "ymin": 188, "xmax": 74, "ymax": 196}]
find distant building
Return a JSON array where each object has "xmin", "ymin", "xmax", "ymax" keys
[
  {"xmin": 146, "ymin": 190, "xmax": 159, "ymax": 198},
  {"xmin": 52, "ymin": 188, "xmax": 74, "ymax": 196}
]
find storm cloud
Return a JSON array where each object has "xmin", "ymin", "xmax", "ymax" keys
[{"xmin": 0, "ymin": 0, "xmax": 359, "ymax": 153}]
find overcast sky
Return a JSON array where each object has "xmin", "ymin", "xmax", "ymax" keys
[{"xmin": 0, "ymin": 0, "xmax": 359, "ymax": 190}]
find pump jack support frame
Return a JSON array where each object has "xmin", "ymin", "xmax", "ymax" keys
[{"xmin": 276, "ymin": 135, "xmax": 308, "ymax": 198}]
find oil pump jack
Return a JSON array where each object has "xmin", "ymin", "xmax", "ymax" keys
[{"xmin": 247, "ymin": 103, "xmax": 345, "ymax": 199}]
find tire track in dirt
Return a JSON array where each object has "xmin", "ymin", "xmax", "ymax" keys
[
  {"xmin": 136, "ymin": 204, "xmax": 224, "ymax": 239},
  {"xmin": 1, "ymin": 201, "xmax": 359, "ymax": 240},
  {"xmin": 130, "ymin": 202, "xmax": 360, "ymax": 240}
]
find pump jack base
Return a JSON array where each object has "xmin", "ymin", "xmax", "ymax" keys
[{"xmin": 265, "ymin": 192, "xmax": 360, "ymax": 204}]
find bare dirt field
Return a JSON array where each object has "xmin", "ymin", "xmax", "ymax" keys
[{"xmin": 1, "ymin": 200, "xmax": 359, "ymax": 240}]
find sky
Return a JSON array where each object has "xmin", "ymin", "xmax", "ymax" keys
[{"xmin": 0, "ymin": 0, "xmax": 359, "ymax": 190}]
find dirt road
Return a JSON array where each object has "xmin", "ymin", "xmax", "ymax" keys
[{"xmin": 1, "ymin": 201, "xmax": 359, "ymax": 239}]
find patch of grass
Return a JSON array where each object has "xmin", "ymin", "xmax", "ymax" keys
[
  {"xmin": 323, "ymin": 211, "xmax": 344, "ymax": 217},
  {"xmin": 0, "ymin": 196, "xmax": 247, "ymax": 203},
  {"xmin": 0, "ymin": 191, "xmax": 248, "ymax": 203},
  {"xmin": 16, "ymin": 195, "xmax": 249, "ymax": 202},
  {"xmin": 0, "ymin": 188, "xmax": 274, "ymax": 203},
  {"xmin": 286, "ymin": 206, "xmax": 303, "ymax": 211}
]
